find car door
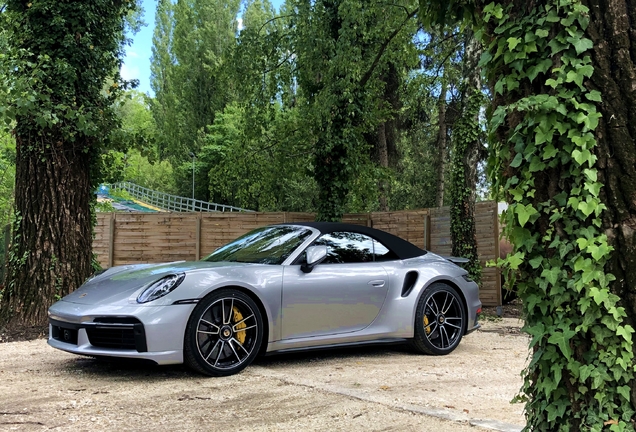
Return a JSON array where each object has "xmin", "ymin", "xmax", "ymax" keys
[{"xmin": 281, "ymin": 232, "xmax": 389, "ymax": 340}]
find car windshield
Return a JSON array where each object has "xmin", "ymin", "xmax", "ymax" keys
[{"xmin": 204, "ymin": 226, "xmax": 312, "ymax": 265}]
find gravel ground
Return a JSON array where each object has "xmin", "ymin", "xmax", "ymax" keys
[{"xmin": 0, "ymin": 318, "xmax": 528, "ymax": 431}]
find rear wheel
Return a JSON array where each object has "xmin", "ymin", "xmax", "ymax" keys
[
  {"xmin": 409, "ymin": 283, "xmax": 465, "ymax": 355},
  {"xmin": 184, "ymin": 289, "xmax": 263, "ymax": 376}
]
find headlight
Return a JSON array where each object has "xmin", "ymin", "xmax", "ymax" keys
[{"xmin": 137, "ymin": 274, "xmax": 185, "ymax": 303}]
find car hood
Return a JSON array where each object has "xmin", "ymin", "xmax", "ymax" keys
[{"xmin": 61, "ymin": 261, "xmax": 254, "ymax": 305}]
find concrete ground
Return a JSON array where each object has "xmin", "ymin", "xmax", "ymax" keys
[{"xmin": 0, "ymin": 318, "xmax": 528, "ymax": 431}]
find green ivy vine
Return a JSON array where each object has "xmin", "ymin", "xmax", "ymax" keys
[
  {"xmin": 481, "ymin": 0, "xmax": 634, "ymax": 430},
  {"xmin": 449, "ymin": 86, "xmax": 483, "ymax": 283}
]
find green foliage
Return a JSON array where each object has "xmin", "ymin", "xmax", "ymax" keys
[
  {"xmin": 200, "ymin": 103, "xmax": 317, "ymax": 211},
  {"xmin": 481, "ymin": 0, "xmax": 634, "ymax": 429},
  {"xmin": 0, "ymin": 131, "xmax": 16, "ymax": 229},
  {"xmin": 111, "ymin": 90, "xmax": 157, "ymax": 157},
  {"xmin": 449, "ymin": 86, "xmax": 483, "ymax": 282},
  {"xmin": 292, "ymin": 0, "xmax": 419, "ymax": 220},
  {"xmin": 150, "ymin": 0, "xmax": 241, "ymax": 200},
  {"xmin": 123, "ymin": 150, "xmax": 177, "ymax": 194},
  {"xmin": 0, "ymin": 0, "xmax": 136, "ymax": 159}
]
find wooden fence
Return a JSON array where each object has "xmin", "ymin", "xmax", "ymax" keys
[{"xmin": 93, "ymin": 201, "xmax": 502, "ymax": 305}]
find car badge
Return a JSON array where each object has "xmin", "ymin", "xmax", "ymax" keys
[{"xmin": 79, "ymin": 293, "xmax": 87, "ymax": 298}]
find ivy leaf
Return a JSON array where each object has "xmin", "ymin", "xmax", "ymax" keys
[
  {"xmin": 573, "ymin": 37, "xmax": 594, "ymax": 55},
  {"xmin": 542, "ymin": 144, "xmax": 558, "ymax": 160},
  {"xmin": 507, "ymin": 37, "xmax": 521, "ymax": 50},
  {"xmin": 583, "ymin": 168, "xmax": 597, "ymax": 182},
  {"xmin": 616, "ymin": 326, "xmax": 635, "ymax": 343},
  {"xmin": 479, "ymin": 51, "xmax": 493, "ymax": 67},
  {"xmin": 529, "ymin": 156, "xmax": 546, "ymax": 172},
  {"xmin": 535, "ymin": 29, "xmax": 549, "ymax": 38},
  {"xmin": 529, "ymin": 255, "xmax": 543, "ymax": 269},
  {"xmin": 516, "ymin": 203, "xmax": 538, "ymax": 227},
  {"xmin": 590, "ymin": 287, "xmax": 609, "ymax": 305},
  {"xmin": 585, "ymin": 90, "xmax": 602, "ymax": 102},
  {"xmin": 541, "ymin": 267, "xmax": 561, "ymax": 285},
  {"xmin": 618, "ymin": 385, "xmax": 631, "ymax": 400},
  {"xmin": 510, "ymin": 152, "xmax": 523, "ymax": 167},
  {"xmin": 507, "ymin": 252, "xmax": 524, "ymax": 270},
  {"xmin": 589, "ymin": 242, "xmax": 610, "ymax": 261},
  {"xmin": 578, "ymin": 199, "xmax": 596, "ymax": 217},
  {"xmin": 548, "ymin": 329, "xmax": 575, "ymax": 359}
]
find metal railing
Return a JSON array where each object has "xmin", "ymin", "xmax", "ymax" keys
[{"xmin": 108, "ymin": 182, "xmax": 254, "ymax": 213}]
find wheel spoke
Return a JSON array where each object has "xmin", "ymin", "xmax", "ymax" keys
[
  {"xmin": 214, "ymin": 341, "xmax": 225, "ymax": 366},
  {"xmin": 231, "ymin": 337, "xmax": 250, "ymax": 355},
  {"xmin": 440, "ymin": 293, "xmax": 449, "ymax": 315},
  {"xmin": 228, "ymin": 339, "xmax": 242, "ymax": 363},
  {"xmin": 200, "ymin": 319, "xmax": 220, "ymax": 332},
  {"xmin": 237, "ymin": 324, "xmax": 256, "ymax": 332},
  {"xmin": 424, "ymin": 321, "xmax": 438, "ymax": 341},
  {"xmin": 427, "ymin": 297, "xmax": 440, "ymax": 315},
  {"xmin": 232, "ymin": 314, "xmax": 254, "ymax": 331},
  {"xmin": 440, "ymin": 326, "xmax": 450, "ymax": 348},
  {"xmin": 445, "ymin": 321, "xmax": 462, "ymax": 330},
  {"xmin": 225, "ymin": 298, "xmax": 234, "ymax": 325},
  {"xmin": 442, "ymin": 295, "xmax": 456, "ymax": 315},
  {"xmin": 204, "ymin": 339, "xmax": 221, "ymax": 361},
  {"xmin": 198, "ymin": 330, "xmax": 219, "ymax": 335}
]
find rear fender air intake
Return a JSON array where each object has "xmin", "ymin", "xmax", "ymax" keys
[{"xmin": 401, "ymin": 271, "xmax": 419, "ymax": 297}]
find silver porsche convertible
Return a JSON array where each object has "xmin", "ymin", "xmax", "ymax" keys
[{"xmin": 48, "ymin": 223, "xmax": 482, "ymax": 376}]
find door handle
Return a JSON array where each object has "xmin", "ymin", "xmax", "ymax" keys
[{"xmin": 368, "ymin": 280, "xmax": 386, "ymax": 288}]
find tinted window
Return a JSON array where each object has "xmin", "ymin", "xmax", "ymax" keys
[
  {"xmin": 313, "ymin": 232, "xmax": 374, "ymax": 264},
  {"xmin": 205, "ymin": 226, "xmax": 311, "ymax": 265},
  {"xmin": 373, "ymin": 239, "xmax": 398, "ymax": 261}
]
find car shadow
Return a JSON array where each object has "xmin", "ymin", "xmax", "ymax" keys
[
  {"xmin": 60, "ymin": 342, "xmax": 416, "ymax": 379},
  {"xmin": 254, "ymin": 342, "xmax": 414, "ymax": 367}
]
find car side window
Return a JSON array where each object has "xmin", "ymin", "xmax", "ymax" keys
[
  {"xmin": 373, "ymin": 239, "xmax": 398, "ymax": 261},
  {"xmin": 313, "ymin": 232, "xmax": 375, "ymax": 264}
]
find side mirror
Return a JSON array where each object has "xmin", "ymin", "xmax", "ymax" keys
[{"xmin": 301, "ymin": 246, "xmax": 328, "ymax": 273}]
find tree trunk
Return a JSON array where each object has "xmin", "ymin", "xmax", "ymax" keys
[
  {"xmin": 449, "ymin": 34, "xmax": 483, "ymax": 282},
  {"xmin": 582, "ymin": 0, "xmax": 636, "ymax": 404},
  {"xmin": 436, "ymin": 79, "xmax": 448, "ymax": 207},
  {"xmin": 377, "ymin": 123, "xmax": 389, "ymax": 211},
  {"xmin": 1, "ymin": 134, "xmax": 93, "ymax": 327}
]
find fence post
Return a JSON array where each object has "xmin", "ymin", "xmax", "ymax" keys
[
  {"xmin": 423, "ymin": 213, "xmax": 431, "ymax": 250},
  {"xmin": 493, "ymin": 202, "xmax": 502, "ymax": 306},
  {"xmin": 108, "ymin": 214, "xmax": 115, "ymax": 268},
  {"xmin": 195, "ymin": 214, "xmax": 202, "ymax": 261}
]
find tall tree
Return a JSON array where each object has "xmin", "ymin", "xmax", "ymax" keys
[
  {"xmin": 449, "ymin": 33, "xmax": 483, "ymax": 283},
  {"xmin": 421, "ymin": 0, "xmax": 636, "ymax": 429},
  {"xmin": 150, "ymin": 0, "xmax": 240, "ymax": 200},
  {"xmin": 292, "ymin": 0, "xmax": 418, "ymax": 221},
  {"xmin": 0, "ymin": 0, "xmax": 136, "ymax": 326}
]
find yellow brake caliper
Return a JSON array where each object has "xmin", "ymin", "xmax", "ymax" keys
[
  {"xmin": 424, "ymin": 315, "xmax": 431, "ymax": 334},
  {"xmin": 233, "ymin": 307, "xmax": 246, "ymax": 344}
]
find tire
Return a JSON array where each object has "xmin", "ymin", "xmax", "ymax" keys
[
  {"xmin": 409, "ymin": 283, "xmax": 466, "ymax": 355},
  {"xmin": 184, "ymin": 289, "xmax": 264, "ymax": 377}
]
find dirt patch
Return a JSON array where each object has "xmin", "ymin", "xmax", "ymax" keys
[
  {"xmin": 0, "ymin": 324, "xmax": 48, "ymax": 344},
  {"xmin": 0, "ymin": 318, "xmax": 528, "ymax": 431}
]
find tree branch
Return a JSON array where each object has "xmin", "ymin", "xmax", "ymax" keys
[{"xmin": 360, "ymin": 8, "xmax": 418, "ymax": 87}]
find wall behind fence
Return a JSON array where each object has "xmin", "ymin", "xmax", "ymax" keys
[{"xmin": 93, "ymin": 202, "xmax": 501, "ymax": 305}]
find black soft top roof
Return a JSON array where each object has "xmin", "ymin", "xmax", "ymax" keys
[{"xmin": 285, "ymin": 222, "xmax": 426, "ymax": 260}]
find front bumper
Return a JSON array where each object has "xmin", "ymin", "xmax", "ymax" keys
[{"xmin": 47, "ymin": 300, "xmax": 196, "ymax": 365}]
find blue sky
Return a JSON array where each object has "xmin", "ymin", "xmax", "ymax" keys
[{"xmin": 122, "ymin": 0, "xmax": 285, "ymax": 96}]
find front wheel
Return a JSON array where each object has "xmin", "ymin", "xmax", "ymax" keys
[
  {"xmin": 184, "ymin": 289, "xmax": 264, "ymax": 376},
  {"xmin": 409, "ymin": 283, "xmax": 466, "ymax": 355}
]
